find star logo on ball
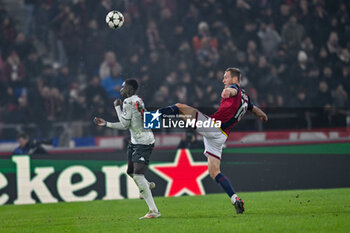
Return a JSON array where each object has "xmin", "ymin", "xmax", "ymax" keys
[
  {"xmin": 150, "ymin": 149, "xmax": 208, "ymax": 197},
  {"xmin": 109, "ymin": 16, "xmax": 115, "ymax": 22}
]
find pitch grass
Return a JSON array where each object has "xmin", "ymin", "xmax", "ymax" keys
[{"xmin": 0, "ymin": 188, "xmax": 349, "ymax": 233}]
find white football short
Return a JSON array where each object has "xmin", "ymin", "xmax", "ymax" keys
[{"xmin": 195, "ymin": 111, "xmax": 227, "ymax": 160}]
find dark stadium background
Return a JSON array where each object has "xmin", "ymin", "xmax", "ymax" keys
[
  {"xmin": 0, "ymin": 0, "xmax": 349, "ymax": 141},
  {"xmin": 0, "ymin": 0, "xmax": 349, "ymax": 206}
]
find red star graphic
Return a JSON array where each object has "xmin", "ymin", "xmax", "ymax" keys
[{"xmin": 151, "ymin": 149, "xmax": 208, "ymax": 197}]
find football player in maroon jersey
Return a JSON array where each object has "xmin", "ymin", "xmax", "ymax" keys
[{"xmin": 158, "ymin": 68, "xmax": 268, "ymax": 214}]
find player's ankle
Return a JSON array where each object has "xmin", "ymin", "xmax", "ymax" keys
[{"xmin": 231, "ymin": 194, "xmax": 238, "ymax": 204}]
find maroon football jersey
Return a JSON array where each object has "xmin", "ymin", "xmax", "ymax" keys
[{"xmin": 211, "ymin": 84, "xmax": 253, "ymax": 135}]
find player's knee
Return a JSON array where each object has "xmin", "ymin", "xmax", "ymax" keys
[
  {"xmin": 126, "ymin": 170, "xmax": 133, "ymax": 177},
  {"xmin": 209, "ymin": 169, "xmax": 220, "ymax": 180},
  {"xmin": 126, "ymin": 167, "xmax": 133, "ymax": 176},
  {"xmin": 175, "ymin": 103, "xmax": 187, "ymax": 109},
  {"xmin": 133, "ymin": 163, "xmax": 148, "ymax": 175}
]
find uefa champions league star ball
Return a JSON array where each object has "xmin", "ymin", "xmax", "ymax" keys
[{"xmin": 105, "ymin": 10, "xmax": 124, "ymax": 29}]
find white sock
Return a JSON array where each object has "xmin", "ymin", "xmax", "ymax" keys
[
  {"xmin": 231, "ymin": 194, "xmax": 238, "ymax": 204},
  {"xmin": 133, "ymin": 175, "xmax": 158, "ymax": 212}
]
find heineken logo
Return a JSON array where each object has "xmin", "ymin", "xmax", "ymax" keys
[
  {"xmin": 0, "ymin": 156, "xmax": 140, "ymax": 205},
  {"xmin": 0, "ymin": 150, "xmax": 209, "ymax": 205}
]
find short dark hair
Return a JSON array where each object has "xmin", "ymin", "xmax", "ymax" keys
[
  {"xmin": 225, "ymin": 67, "xmax": 242, "ymax": 82},
  {"xmin": 125, "ymin": 79, "xmax": 138, "ymax": 91},
  {"xmin": 17, "ymin": 132, "xmax": 29, "ymax": 139}
]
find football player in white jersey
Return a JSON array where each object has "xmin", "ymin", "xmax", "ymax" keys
[{"xmin": 94, "ymin": 79, "xmax": 160, "ymax": 219}]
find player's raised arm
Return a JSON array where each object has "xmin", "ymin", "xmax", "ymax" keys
[
  {"xmin": 251, "ymin": 106, "xmax": 268, "ymax": 122},
  {"xmin": 221, "ymin": 87, "xmax": 238, "ymax": 98}
]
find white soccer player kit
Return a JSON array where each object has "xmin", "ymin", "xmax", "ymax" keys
[
  {"xmin": 194, "ymin": 111, "xmax": 227, "ymax": 160},
  {"xmin": 106, "ymin": 95, "xmax": 155, "ymax": 145},
  {"xmin": 105, "ymin": 94, "xmax": 159, "ymax": 219}
]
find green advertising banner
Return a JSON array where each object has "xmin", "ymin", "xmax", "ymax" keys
[{"xmin": 0, "ymin": 144, "xmax": 349, "ymax": 205}]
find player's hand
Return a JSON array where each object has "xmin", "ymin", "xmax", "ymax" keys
[
  {"xmin": 114, "ymin": 99, "xmax": 122, "ymax": 107},
  {"xmin": 260, "ymin": 114, "xmax": 268, "ymax": 123},
  {"xmin": 94, "ymin": 117, "xmax": 106, "ymax": 126}
]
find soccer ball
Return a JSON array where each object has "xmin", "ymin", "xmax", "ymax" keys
[{"xmin": 105, "ymin": 10, "xmax": 124, "ymax": 29}]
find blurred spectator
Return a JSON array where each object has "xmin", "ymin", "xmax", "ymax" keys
[
  {"xmin": 52, "ymin": 66, "xmax": 72, "ymax": 92},
  {"xmin": 341, "ymin": 66, "xmax": 350, "ymax": 91},
  {"xmin": 219, "ymin": 39, "xmax": 237, "ymax": 68},
  {"xmin": 4, "ymin": 95, "xmax": 32, "ymax": 124},
  {"xmin": 176, "ymin": 41, "xmax": 194, "ymax": 70},
  {"xmin": 275, "ymin": 4, "xmax": 291, "ymax": 32},
  {"xmin": 327, "ymin": 32, "xmax": 341, "ymax": 55},
  {"xmin": 298, "ymin": 0, "xmax": 313, "ymax": 33},
  {"xmin": 318, "ymin": 47, "xmax": 332, "ymax": 67},
  {"xmin": 158, "ymin": 8, "xmax": 177, "ymax": 52},
  {"xmin": 85, "ymin": 76, "xmax": 109, "ymax": 109},
  {"xmin": 292, "ymin": 88, "xmax": 310, "ymax": 107},
  {"xmin": 24, "ymin": 0, "xmax": 39, "ymax": 37},
  {"xmin": 146, "ymin": 20, "xmax": 161, "ymax": 51},
  {"xmin": 197, "ymin": 38, "xmax": 219, "ymax": 71},
  {"xmin": 13, "ymin": 132, "xmax": 51, "ymax": 155},
  {"xmin": 0, "ymin": 16, "xmax": 16, "ymax": 57},
  {"xmin": 192, "ymin": 22, "xmax": 218, "ymax": 53},
  {"xmin": 59, "ymin": 8, "xmax": 83, "ymax": 70},
  {"xmin": 65, "ymin": 81, "xmax": 88, "ymax": 121},
  {"xmin": 312, "ymin": 4, "xmax": 329, "ymax": 47},
  {"xmin": 0, "ymin": 0, "xmax": 348, "ymax": 139},
  {"xmin": 316, "ymin": 81, "xmax": 332, "ymax": 107},
  {"xmin": 95, "ymin": 0, "xmax": 114, "ymax": 29},
  {"xmin": 99, "ymin": 51, "xmax": 122, "ymax": 80},
  {"xmin": 246, "ymin": 40, "xmax": 259, "ymax": 58},
  {"xmin": 13, "ymin": 33, "xmax": 34, "ymax": 59},
  {"xmin": 147, "ymin": 51, "xmax": 166, "ymax": 92},
  {"xmin": 281, "ymin": 15, "xmax": 305, "ymax": 51},
  {"xmin": 322, "ymin": 66, "xmax": 338, "ymax": 90},
  {"xmin": 258, "ymin": 22, "xmax": 282, "ymax": 57},
  {"xmin": 41, "ymin": 86, "xmax": 57, "ymax": 121},
  {"xmin": 84, "ymin": 19, "xmax": 106, "ymax": 74},
  {"xmin": 178, "ymin": 130, "xmax": 203, "ymax": 149},
  {"xmin": 0, "ymin": 80, "xmax": 8, "ymax": 105},
  {"xmin": 300, "ymin": 36, "xmax": 315, "ymax": 56},
  {"xmin": 34, "ymin": 1, "xmax": 51, "ymax": 46},
  {"xmin": 237, "ymin": 21, "xmax": 259, "ymax": 51},
  {"xmin": 1, "ymin": 51, "xmax": 26, "ymax": 87},
  {"xmin": 24, "ymin": 51, "xmax": 43, "ymax": 80},
  {"xmin": 41, "ymin": 64, "xmax": 56, "ymax": 87},
  {"xmin": 101, "ymin": 65, "xmax": 124, "ymax": 99},
  {"xmin": 332, "ymin": 84, "xmax": 348, "ymax": 108}
]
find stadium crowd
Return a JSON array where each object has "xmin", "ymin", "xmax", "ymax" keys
[{"xmin": 0, "ymin": 0, "xmax": 349, "ymax": 139}]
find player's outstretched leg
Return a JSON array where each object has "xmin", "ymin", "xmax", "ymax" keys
[
  {"xmin": 159, "ymin": 104, "xmax": 179, "ymax": 115},
  {"xmin": 159, "ymin": 103, "xmax": 198, "ymax": 121},
  {"xmin": 208, "ymin": 155, "xmax": 245, "ymax": 214}
]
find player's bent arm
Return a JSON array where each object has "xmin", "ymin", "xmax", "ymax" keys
[
  {"xmin": 106, "ymin": 122, "xmax": 128, "ymax": 130},
  {"xmin": 94, "ymin": 117, "xmax": 128, "ymax": 130},
  {"xmin": 251, "ymin": 106, "xmax": 268, "ymax": 122},
  {"xmin": 221, "ymin": 88, "xmax": 238, "ymax": 98},
  {"xmin": 115, "ymin": 106, "xmax": 131, "ymax": 128}
]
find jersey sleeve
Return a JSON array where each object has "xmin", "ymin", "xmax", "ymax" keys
[
  {"xmin": 247, "ymin": 95, "xmax": 254, "ymax": 111},
  {"xmin": 228, "ymin": 84, "xmax": 239, "ymax": 91},
  {"xmin": 121, "ymin": 101, "xmax": 132, "ymax": 120},
  {"xmin": 114, "ymin": 101, "xmax": 132, "ymax": 128}
]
